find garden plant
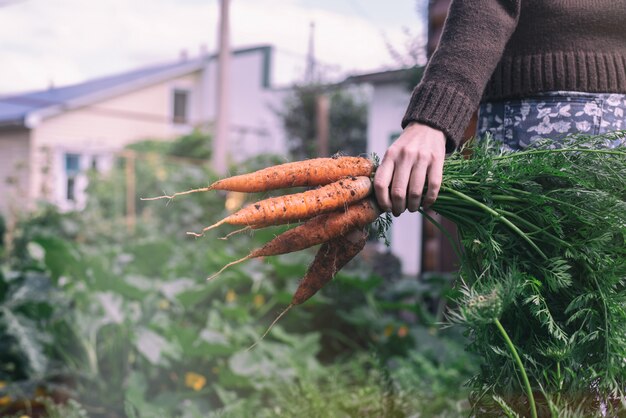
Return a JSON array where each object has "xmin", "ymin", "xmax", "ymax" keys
[{"xmin": 1, "ymin": 131, "xmax": 624, "ymax": 417}]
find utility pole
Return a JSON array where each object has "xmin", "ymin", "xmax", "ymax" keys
[
  {"xmin": 212, "ymin": 0, "xmax": 231, "ymax": 174},
  {"xmin": 306, "ymin": 21, "xmax": 329, "ymax": 157},
  {"xmin": 305, "ymin": 21, "xmax": 316, "ymax": 83}
]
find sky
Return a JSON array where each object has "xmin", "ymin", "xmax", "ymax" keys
[{"xmin": 0, "ymin": 0, "xmax": 426, "ymax": 93}]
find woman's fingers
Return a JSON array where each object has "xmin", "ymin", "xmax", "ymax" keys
[
  {"xmin": 407, "ymin": 161, "xmax": 428, "ymax": 212},
  {"xmin": 373, "ymin": 158, "xmax": 394, "ymax": 212},
  {"xmin": 374, "ymin": 122, "xmax": 446, "ymax": 216},
  {"xmin": 389, "ymin": 152, "xmax": 414, "ymax": 216},
  {"xmin": 423, "ymin": 157, "xmax": 444, "ymax": 209}
]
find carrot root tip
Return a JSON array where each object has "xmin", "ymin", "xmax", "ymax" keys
[
  {"xmin": 219, "ymin": 226, "xmax": 251, "ymax": 240},
  {"xmin": 247, "ymin": 304, "xmax": 294, "ymax": 351},
  {"xmin": 200, "ymin": 220, "xmax": 226, "ymax": 234},
  {"xmin": 206, "ymin": 255, "xmax": 251, "ymax": 281},
  {"xmin": 187, "ymin": 219, "xmax": 227, "ymax": 237},
  {"xmin": 142, "ymin": 186, "xmax": 215, "ymax": 203},
  {"xmin": 140, "ymin": 194, "xmax": 174, "ymax": 201}
]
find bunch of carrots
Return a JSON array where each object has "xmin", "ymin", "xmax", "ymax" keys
[
  {"xmin": 144, "ymin": 134, "xmax": 626, "ymax": 413},
  {"xmin": 144, "ymin": 156, "xmax": 386, "ymax": 338}
]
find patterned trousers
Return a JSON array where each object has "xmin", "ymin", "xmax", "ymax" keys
[{"xmin": 477, "ymin": 91, "xmax": 626, "ymax": 150}]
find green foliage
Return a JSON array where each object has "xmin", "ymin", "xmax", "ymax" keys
[
  {"xmin": 278, "ymin": 85, "xmax": 317, "ymax": 159},
  {"xmin": 0, "ymin": 132, "xmax": 473, "ymax": 417},
  {"xmin": 0, "ymin": 259, "xmax": 69, "ymax": 382},
  {"xmin": 42, "ymin": 398, "xmax": 90, "ymax": 418},
  {"xmin": 125, "ymin": 130, "xmax": 212, "ymax": 160},
  {"xmin": 404, "ymin": 66, "xmax": 424, "ymax": 92},
  {"xmin": 278, "ymin": 84, "xmax": 368, "ymax": 159},
  {"xmin": 5, "ymin": 130, "xmax": 623, "ymax": 417},
  {"xmin": 168, "ymin": 130, "xmax": 213, "ymax": 160},
  {"xmin": 328, "ymin": 88, "xmax": 369, "ymax": 157},
  {"xmin": 432, "ymin": 133, "xmax": 626, "ymax": 416},
  {"xmin": 0, "ymin": 213, "xmax": 5, "ymax": 248}
]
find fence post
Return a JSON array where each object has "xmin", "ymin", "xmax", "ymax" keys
[
  {"xmin": 316, "ymin": 93, "xmax": 330, "ymax": 157},
  {"xmin": 124, "ymin": 150, "xmax": 136, "ymax": 233}
]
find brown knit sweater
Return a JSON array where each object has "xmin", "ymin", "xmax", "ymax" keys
[{"xmin": 402, "ymin": 0, "xmax": 626, "ymax": 152}]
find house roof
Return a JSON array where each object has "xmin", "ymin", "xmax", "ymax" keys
[
  {"xmin": 343, "ymin": 68, "xmax": 416, "ymax": 85},
  {"xmin": 0, "ymin": 45, "xmax": 272, "ymax": 129}
]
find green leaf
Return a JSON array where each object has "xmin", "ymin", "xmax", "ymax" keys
[
  {"xmin": 336, "ymin": 272, "xmax": 383, "ymax": 292},
  {"xmin": 176, "ymin": 281, "xmax": 220, "ymax": 307},
  {"xmin": 124, "ymin": 371, "xmax": 168, "ymax": 418},
  {"xmin": 33, "ymin": 236, "xmax": 80, "ymax": 283},
  {"xmin": 127, "ymin": 240, "xmax": 174, "ymax": 277},
  {"xmin": 134, "ymin": 327, "xmax": 182, "ymax": 365},
  {"xmin": 0, "ymin": 306, "xmax": 48, "ymax": 376},
  {"xmin": 168, "ymin": 326, "xmax": 235, "ymax": 357}
]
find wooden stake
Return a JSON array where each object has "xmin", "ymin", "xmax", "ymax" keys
[
  {"xmin": 316, "ymin": 93, "xmax": 330, "ymax": 157},
  {"xmin": 125, "ymin": 150, "xmax": 136, "ymax": 233}
]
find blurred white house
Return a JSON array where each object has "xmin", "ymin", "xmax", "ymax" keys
[
  {"xmin": 0, "ymin": 43, "xmax": 429, "ymax": 276},
  {"xmin": 0, "ymin": 45, "xmax": 286, "ymax": 213},
  {"xmin": 344, "ymin": 68, "xmax": 423, "ymax": 276}
]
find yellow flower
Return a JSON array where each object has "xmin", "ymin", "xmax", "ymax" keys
[
  {"xmin": 0, "ymin": 395, "xmax": 11, "ymax": 406},
  {"xmin": 0, "ymin": 381, "xmax": 5, "ymax": 389},
  {"xmin": 225, "ymin": 289, "xmax": 237, "ymax": 303},
  {"xmin": 397, "ymin": 325, "xmax": 409, "ymax": 338},
  {"xmin": 253, "ymin": 294, "xmax": 265, "ymax": 308},
  {"xmin": 158, "ymin": 299, "xmax": 170, "ymax": 310},
  {"xmin": 184, "ymin": 372, "xmax": 207, "ymax": 391},
  {"xmin": 383, "ymin": 324, "xmax": 394, "ymax": 337}
]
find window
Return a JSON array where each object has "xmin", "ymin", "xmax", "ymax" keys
[
  {"xmin": 66, "ymin": 177, "xmax": 76, "ymax": 201},
  {"xmin": 65, "ymin": 153, "xmax": 80, "ymax": 202},
  {"xmin": 172, "ymin": 89, "xmax": 189, "ymax": 124},
  {"xmin": 65, "ymin": 153, "xmax": 80, "ymax": 175}
]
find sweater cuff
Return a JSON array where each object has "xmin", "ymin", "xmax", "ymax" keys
[{"xmin": 401, "ymin": 82, "xmax": 476, "ymax": 153}]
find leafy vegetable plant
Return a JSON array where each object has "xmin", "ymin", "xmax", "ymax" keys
[{"xmin": 430, "ymin": 133, "xmax": 626, "ymax": 416}]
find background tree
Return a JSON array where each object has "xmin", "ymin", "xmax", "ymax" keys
[
  {"xmin": 278, "ymin": 84, "xmax": 368, "ymax": 160},
  {"xmin": 328, "ymin": 88, "xmax": 369, "ymax": 157}
]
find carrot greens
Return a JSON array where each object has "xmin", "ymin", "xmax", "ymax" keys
[
  {"xmin": 432, "ymin": 133, "xmax": 626, "ymax": 416},
  {"xmin": 143, "ymin": 131, "xmax": 625, "ymax": 416}
]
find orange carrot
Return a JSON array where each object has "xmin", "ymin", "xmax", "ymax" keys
[
  {"xmin": 291, "ymin": 228, "xmax": 367, "ymax": 304},
  {"xmin": 249, "ymin": 228, "xmax": 368, "ymax": 349},
  {"xmin": 208, "ymin": 199, "xmax": 380, "ymax": 280},
  {"xmin": 142, "ymin": 156, "xmax": 374, "ymax": 200},
  {"xmin": 190, "ymin": 176, "xmax": 373, "ymax": 236}
]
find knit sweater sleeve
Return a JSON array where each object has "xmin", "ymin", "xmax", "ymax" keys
[{"xmin": 402, "ymin": 0, "xmax": 521, "ymax": 152}]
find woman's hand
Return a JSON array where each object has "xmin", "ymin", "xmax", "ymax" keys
[{"xmin": 374, "ymin": 122, "xmax": 446, "ymax": 216}]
